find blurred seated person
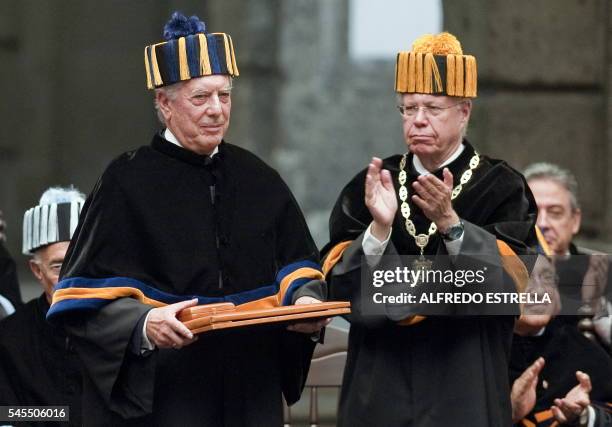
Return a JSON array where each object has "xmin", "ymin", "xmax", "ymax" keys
[
  {"xmin": 0, "ymin": 210, "xmax": 22, "ymax": 319},
  {"xmin": 524, "ymin": 162, "xmax": 611, "ymax": 348},
  {"xmin": 511, "ymin": 256, "xmax": 612, "ymax": 426},
  {"xmin": 0, "ymin": 187, "xmax": 84, "ymax": 426}
]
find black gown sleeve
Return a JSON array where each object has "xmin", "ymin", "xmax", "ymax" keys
[
  {"xmin": 0, "ymin": 241, "xmax": 22, "ymax": 313},
  {"xmin": 57, "ymin": 167, "xmax": 158, "ymax": 418}
]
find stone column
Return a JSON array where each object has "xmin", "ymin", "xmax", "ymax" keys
[{"xmin": 444, "ymin": 0, "xmax": 609, "ymax": 246}]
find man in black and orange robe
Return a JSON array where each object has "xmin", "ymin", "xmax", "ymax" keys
[{"xmin": 322, "ymin": 32, "xmax": 537, "ymax": 427}]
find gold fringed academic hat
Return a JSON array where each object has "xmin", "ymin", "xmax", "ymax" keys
[
  {"xmin": 144, "ymin": 12, "xmax": 239, "ymax": 90},
  {"xmin": 394, "ymin": 32, "xmax": 477, "ymax": 97}
]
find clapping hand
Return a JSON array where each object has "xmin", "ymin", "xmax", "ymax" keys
[
  {"xmin": 511, "ymin": 357, "xmax": 545, "ymax": 422},
  {"xmin": 364, "ymin": 157, "xmax": 397, "ymax": 241},
  {"xmin": 551, "ymin": 371, "xmax": 592, "ymax": 424},
  {"xmin": 411, "ymin": 168, "xmax": 459, "ymax": 232}
]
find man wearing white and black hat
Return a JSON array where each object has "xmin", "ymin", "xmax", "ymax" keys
[
  {"xmin": 48, "ymin": 11, "xmax": 326, "ymax": 426},
  {"xmin": 0, "ymin": 186, "xmax": 84, "ymax": 426}
]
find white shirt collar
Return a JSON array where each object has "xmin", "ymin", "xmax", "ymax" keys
[
  {"xmin": 413, "ymin": 143, "xmax": 465, "ymax": 175},
  {"xmin": 164, "ymin": 128, "xmax": 219, "ymax": 157}
]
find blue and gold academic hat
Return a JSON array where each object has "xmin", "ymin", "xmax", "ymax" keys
[
  {"xmin": 144, "ymin": 11, "xmax": 239, "ymax": 89},
  {"xmin": 395, "ymin": 32, "xmax": 477, "ymax": 97}
]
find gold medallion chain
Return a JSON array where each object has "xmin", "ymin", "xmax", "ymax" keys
[{"xmin": 398, "ymin": 151, "xmax": 480, "ymax": 255}]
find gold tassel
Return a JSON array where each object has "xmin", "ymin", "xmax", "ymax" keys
[
  {"xmin": 227, "ymin": 35, "xmax": 239, "ymax": 76},
  {"xmin": 197, "ymin": 34, "xmax": 211, "ymax": 75},
  {"xmin": 407, "ymin": 52, "xmax": 416, "ymax": 92},
  {"xmin": 178, "ymin": 37, "xmax": 190, "ymax": 81},
  {"xmin": 394, "ymin": 54, "xmax": 399, "ymax": 91},
  {"xmin": 465, "ymin": 55, "xmax": 477, "ymax": 97},
  {"xmin": 396, "ymin": 52, "xmax": 409, "ymax": 92},
  {"xmin": 423, "ymin": 53, "xmax": 433, "ymax": 93},
  {"xmin": 144, "ymin": 46, "xmax": 153, "ymax": 89},
  {"xmin": 455, "ymin": 55, "xmax": 464, "ymax": 97},
  {"xmin": 214, "ymin": 33, "xmax": 233, "ymax": 75},
  {"xmin": 433, "ymin": 60, "xmax": 443, "ymax": 93},
  {"xmin": 446, "ymin": 55, "xmax": 455, "ymax": 96},
  {"xmin": 425, "ymin": 53, "xmax": 443, "ymax": 93},
  {"xmin": 415, "ymin": 53, "xmax": 424, "ymax": 93},
  {"xmin": 150, "ymin": 43, "xmax": 163, "ymax": 87},
  {"xmin": 223, "ymin": 34, "xmax": 234, "ymax": 75}
]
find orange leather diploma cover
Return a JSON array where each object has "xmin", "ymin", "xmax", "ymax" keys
[{"xmin": 179, "ymin": 301, "xmax": 351, "ymax": 334}]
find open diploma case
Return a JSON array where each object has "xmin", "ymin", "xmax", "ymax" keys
[{"xmin": 179, "ymin": 301, "xmax": 351, "ymax": 334}]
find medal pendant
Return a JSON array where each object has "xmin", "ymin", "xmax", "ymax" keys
[
  {"xmin": 413, "ymin": 234, "xmax": 432, "ymax": 272},
  {"xmin": 412, "ymin": 255, "xmax": 433, "ymax": 272}
]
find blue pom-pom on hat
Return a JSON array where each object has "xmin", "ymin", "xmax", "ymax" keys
[{"xmin": 163, "ymin": 11, "xmax": 206, "ymax": 40}]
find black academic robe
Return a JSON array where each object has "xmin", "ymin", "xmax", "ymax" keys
[
  {"xmin": 0, "ymin": 294, "xmax": 82, "ymax": 426},
  {"xmin": 510, "ymin": 318, "xmax": 612, "ymax": 426},
  {"xmin": 0, "ymin": 241, "xmax": 23, "ymax": 316},
  {"xmin": 323, "ymin": 141, "xmax": 538, "ymax": 427},
  {"xmin": 52, "ymin": 134, "xmax": 324, "ymax": 427}
]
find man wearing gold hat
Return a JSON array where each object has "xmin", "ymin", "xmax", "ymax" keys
[
  {"xmin": 48, "ymin": 12, "xmax": 326, "ymax": 426},
  {"xmin": 322, "ymin": 32, "xmax": 538, "ymax": 426}
]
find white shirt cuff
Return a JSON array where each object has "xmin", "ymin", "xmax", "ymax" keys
[
  {"xmin": 141, "ymin": 310, "xmax": 156, "ymax": 352},
  {"xmin": 363, "ymin": 224, "xmax": 392, "ymax": 268},
  {"xmin": 586, "ymin": 405, "xmax": 595, "ymax": 427},
  {"xmin": 363, "ymin": 224, "xmax": 391, "ymax": 255},
  {"xmin": 443, "ymin": 231, "xmax": 464, "ymax": 256}
]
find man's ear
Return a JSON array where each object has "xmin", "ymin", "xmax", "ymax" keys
[
  {"xmin": 460, "ymin": 99, "xmax": 472, "ymax": 124},
  {"xmin": 572, "ymin": 208, "xmax": 582, "ymax": 235},
  {"xmin": 29, "ymin": 259, "xmax": 43, "ymax": 282},
  {"xmin": 156, "ymin": 91, "xmax": 172, "ymax": 122}
]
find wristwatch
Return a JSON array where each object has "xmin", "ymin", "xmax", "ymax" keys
[{"xmin": 439, "ymin": 220, "xmax": 464, "ymax": 241}]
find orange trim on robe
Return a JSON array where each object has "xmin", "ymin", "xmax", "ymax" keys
[
  {"xmin": 497, "ymin": 240, "xmax": 530, "ymax": 293},
  {"xmin": 235, "ymin": 267, "xmax": 324, "ymax": 311},
  {"xmin": 534, "ymin": 409, "xmax": 553, "ymax": 423},
  {"xmin": 52, "ymin": 267, "xmax": 324, "ymax": 312},
  {"xmin": 536, "ymin": 226, "xmax": 552, "ymax": 256},
  {"xmin": 53, "ymin": 287, "xmax": 166, "ymax": 307},
  {"xmin": 322, "ymin": 241, "xmax": 353, "ymax": 276}
]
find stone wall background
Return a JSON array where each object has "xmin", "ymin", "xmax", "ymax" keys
[{"xmin": 2, "ymin": 0, "xmax": 611, "ymax": 278}]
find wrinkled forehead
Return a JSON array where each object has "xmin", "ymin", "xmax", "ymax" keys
[{"xmin": 33, "ymin": 241, "xmax": 70, "ymax": 262}]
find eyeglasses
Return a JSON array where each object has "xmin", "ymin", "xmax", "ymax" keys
[{"xmin": 397, "ymin": 101, "xmax": 465, "ymax": 119}]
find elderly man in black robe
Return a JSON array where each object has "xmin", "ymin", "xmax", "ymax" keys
[
  {"xmin": 524, "ymin": 162, "xmax": 611, "ymax": 349},
  {"xmin": 47, "ymin": 12, "xmax": 326, "ymax": 427},
  {"xmin": 0, "ymin": 186, "xmax": 85, "ymax": 426},
  {"xmin": 322, "ymin": 32, "xmax": 538, "ymax": 427}
]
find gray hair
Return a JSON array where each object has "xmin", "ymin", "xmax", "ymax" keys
[
  {"xmin": 154, "ymin": 77, "xmax": 234, "ymax": 126},
  {"xmin": 154, "ymin": 83, "xmax": 181, "ymax": 126},
  {"xmin": 39, "ymin": 186, "xmax": 85, "ymax": 205},
  {"xmin": 524, "ymin": 162, "xmax": 580, "ymax": 211}
]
